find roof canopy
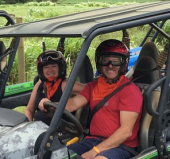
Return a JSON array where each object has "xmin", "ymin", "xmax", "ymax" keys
[{"xmin": 0, "ymin": 2, "xmax": 170, "ymax": 38}]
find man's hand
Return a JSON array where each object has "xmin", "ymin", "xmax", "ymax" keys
[
  {"xmin": 81, "ymin": 149, "xmax": 97, "ymax": 159},
  {"xmin": 38, "ymin": 98, "xmax": 50, "ymax": 112}
]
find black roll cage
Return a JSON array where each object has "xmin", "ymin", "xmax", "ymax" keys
[
  {"xmin": 0, "ymin": 2, "xmax": 170, "ymax": 158},
  {"xmin": 0, "ymin": 11, "xmax": 20, "ymax": 104},
  {"xmin": 38, "ymin": 17, "xmax": 170, "ymax": 159}
]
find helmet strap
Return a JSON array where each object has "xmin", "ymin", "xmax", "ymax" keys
[{"xmin": 101, "ymin": 73, "xmax": 120, "ymax": 84}]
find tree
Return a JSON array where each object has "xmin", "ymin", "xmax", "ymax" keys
[
  {"xmin": 6, "ymin": 0, "xmax": 16, "ymax": 4},
  {"xmin": 0, "ymin": 0, "xmax": 5, "ymax": 4}
]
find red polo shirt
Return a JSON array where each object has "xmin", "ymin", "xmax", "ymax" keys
[{"xmin": 80, "ymin": 77, "xmax": 143, "ymax": 147}]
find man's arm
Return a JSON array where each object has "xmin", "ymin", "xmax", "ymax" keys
[
  {"xmin": 38, "ymin": 92, "xmax": 88, "ymax": 113},
  {"xmin": 65, "ymin": 94, "xmax": 88, "ymax": 112},
  {"xmin": 61, "ymin": 80, "xmax": 85, "ymax": 95},
  {"xmin": 96, "ymin": 111, "xmax": 139, "ymax": 150},
  {"xmin": 81, "ymin": 111, "xmax": 139, "ymax": 158}
]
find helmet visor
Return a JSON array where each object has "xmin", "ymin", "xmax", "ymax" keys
[{"xmin": 39, "ymin": 51, "xmax": 62, "ymax": 63}]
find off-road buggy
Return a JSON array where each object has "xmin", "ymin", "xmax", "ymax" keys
[{"xmin": 0, "ymin": 1, "xmax": 170, "ymax": 159}]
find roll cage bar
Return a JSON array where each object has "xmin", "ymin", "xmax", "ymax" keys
[
  {"xmin": 0, "ymin": 11, "xmax": 20, "ymax": 104},
  {"xmin": 0, "ymin": 2, "xmax": 170, "ymax": 158},
  {"xmin": 0, "ymin": 11, "xmax": 15, "ymax": 26}
]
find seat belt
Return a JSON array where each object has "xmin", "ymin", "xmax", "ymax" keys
[
  {"xmin": 43, "ymin": 82, "xmax": 47, "ymax": 98},
  {"xmin": 121, "ymin": 144, "xmax": 139, "ymax": 156}
]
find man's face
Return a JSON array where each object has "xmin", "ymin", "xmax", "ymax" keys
[{"xmin": 101, "ymin": 56, "xmax": 121, "ymax": 81}]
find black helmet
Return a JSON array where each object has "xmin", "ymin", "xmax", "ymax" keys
[
  {"xmin": 95, "ymin": 39, "xmax": 129, "ymax": 75},
  {"xmin": 36, "ymin": 50, "xmax": 66, "ymax": 81}
]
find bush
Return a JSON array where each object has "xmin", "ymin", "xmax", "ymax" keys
[
  {"xmin": 39, "ymin": 1, "xmax": 55, "ymax": 6},
  {"xmin": 26, "ymin": 1, "xmax": 56, "ymax": 6},
  {"xmin": 5, "ymin": 0, "xmax": 16, "ymax": 4},
  {"xmin": 35, "ymin": 0, "xmax": 58, "ymax": 3},
  {"xmin": 74, "ymin": 2, "xmax": 111, "ymax": 8},
  {"xmin": 50, "ymin": 0, "xmax": 58, "ymax": 2},
  {"xmin": 26, "ymin": 2, "xmax": 39, "ymax": 6},
  {"xmin": 156, "ymin": 20, "xmax": 170, "ymax": 46},
  {"xmin": 25, "ymin": 8, "xmax": 60, "ymax": 21},
  {"xmin": 65, "ymin": 40, "xmax": 82, "ymax": 66},
  {"xmin": 0, "ymin": 0, "xmax": 5, "ymax": 4}
]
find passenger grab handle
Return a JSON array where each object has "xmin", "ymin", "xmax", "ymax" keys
[{"xmin": 144, "ymin": 76, "xmax": 166, "ymax": 117}]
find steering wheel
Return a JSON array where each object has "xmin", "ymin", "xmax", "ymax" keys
[{"xmin": 44, "ymin": 101, "xmax": 84, "ymax": 143}]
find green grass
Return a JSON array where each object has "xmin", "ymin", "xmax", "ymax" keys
[{"xmin": 0, "ymin": 4, "xmax": 101, "ymax": 22}]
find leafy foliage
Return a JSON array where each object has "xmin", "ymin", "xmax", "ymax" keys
[
  {"xmin": 5, "ymin": 0, "xmax": 16, "ymax": 4},
  {"xmin": 0, "ymin": 0, "xmax": 5, "ymax": 4},
  {"xmin": 5, "ymin": 0, "xmax": 60, "ymax": 4},
  {"xmin": 156, "ymin": 20, "xmax": 170, "ymax": 46},
  {"xmin": 74, "ymin": 2, "xmax": 110, "ymax": 7}
]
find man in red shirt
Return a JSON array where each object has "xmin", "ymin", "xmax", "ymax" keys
[{"xmin": 66, "ymin": 39, "xmax": 143, "ymax": 159}]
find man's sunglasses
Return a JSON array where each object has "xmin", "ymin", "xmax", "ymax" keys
[{"xmin": 99, "ymin": 61, "xmax": 122, "ymax": 66}]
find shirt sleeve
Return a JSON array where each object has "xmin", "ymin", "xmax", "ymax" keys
[{"xmin": 79, "ymin": 82, "xmax": 93, "ymax": 102}]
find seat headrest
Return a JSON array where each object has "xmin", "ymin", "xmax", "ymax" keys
[
  {"xmin": 133, "ymin": 56, "xmax": 160, "ymax": 84},
  {"xmin": 137, "ymin": 42, "xmax": 159, "ymax": 63},
  {"xmin": 126, "ymin": 42, "xmax": 160, "ymax": 79},
  {"xmin": 0, "ymin": 41, "xmax": 7, "ymax": 70},
  {"xmin": 77, "ymin": 55, "xmax": 93, "ymax": 84},
  {"xmin": 0, "ymin": 41, "xmax": 6, "ymax": 53}
]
